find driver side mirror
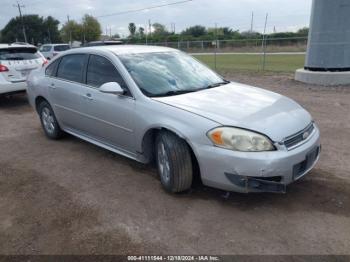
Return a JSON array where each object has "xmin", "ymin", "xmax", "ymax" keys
[{"xmin": 99, "ymin": 82, "xmax": 124, "ymax": 95}]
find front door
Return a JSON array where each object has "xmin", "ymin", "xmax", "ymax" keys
[{"xmin": 78, "ymin": 54, "xmax": 136, "ymax": 154}]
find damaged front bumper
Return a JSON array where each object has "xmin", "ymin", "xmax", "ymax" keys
[
  {"xmin": 224, "ymin": 173, "xmax": 287, "ymax": 193},
  {"xmin": 194, "ymin": 125, "xmax": 321, "ymax": 193}
]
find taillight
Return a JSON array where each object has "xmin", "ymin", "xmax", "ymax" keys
[
  {"xmin": 0, "ymin": 64, "xmax": 9, "ymax": 72},
  {"xmin": 42, "ymin": 59, "xmax": 48, "ymax": 67}
]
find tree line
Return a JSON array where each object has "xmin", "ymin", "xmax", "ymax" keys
[
  {"xmin": 0, "ymin": 14, "xmax": 309, "ymax": 45},
  {"xmin": 126, "ymin": 23, "xmax": 309, "ymax": 43},
  {"xmin": 0, "ymin": 14, "xmax": 101, "ymax": 45}
]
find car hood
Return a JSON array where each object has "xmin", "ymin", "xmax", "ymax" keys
[{"xmin": 152, "ymin": 82, "xmax": 312, "ymax": 142}]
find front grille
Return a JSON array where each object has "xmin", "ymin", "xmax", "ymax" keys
[{"xmin": 284, "ymin": 123, "xmax": 315, "ymax": 149}]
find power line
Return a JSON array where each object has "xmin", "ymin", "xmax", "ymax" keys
[{"xmin": 96, "ymin": 0, "xmax": 193, "ymax": 18}]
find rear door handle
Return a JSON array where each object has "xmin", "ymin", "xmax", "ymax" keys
[
  {"xmin": 49, "ymin": 83, "xmax": 56, "ymax": 89},
  {"xmin": 84, "ymin": 93, "xmax": 93, "ymax": 100}
]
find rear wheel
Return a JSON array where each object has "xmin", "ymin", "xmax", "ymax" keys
[
  {"xmin": 38, "ymin": 101, "xmax": 63, "ymax": 139},
  {"xmin": 156, "ymin": 131, "xmax": 193, "ymax": 193}
]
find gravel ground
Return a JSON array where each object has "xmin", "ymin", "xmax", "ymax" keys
[{"xmin": 0, "ymin": 73, "xmax": 350, "ymax": 255}]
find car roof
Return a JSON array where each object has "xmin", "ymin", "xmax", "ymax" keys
[
  {"xmin": 88, "ymin": 40, "xmax": 122, "ymax": 44},
  {"xmin": 0, "ymin": 43, "xmax": 37, "ymax": 49},
  {"xmin": 67, "ymin": 45, "xmax": 176, "ymax": 55},
  {"xmin": 42, "ymin": 43, "xmax": 69, "ymax": 46}
]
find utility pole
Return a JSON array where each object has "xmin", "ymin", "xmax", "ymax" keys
[
  {"xmin": 145, "ymin": 22, "xmax": 148, "ymax": 45},
  {"xmin": 83, "ymin": 23, "xmax": 86, "ymax": 44},
  {"xmin": 13, "ymin": 1, "xmax": 27, "ymax": 43},
  {"xmin": 47, "ymin": 28, "xmax": 51, "ymax": 43},
  {"xmin": 214, "ymin": 23, "xmax": 218, "ymax": 71},
  {"xmin": 170, "ymin": 23, "xmax": 176, "ymax": 34},
  {"xmin": 250, "ymin": 12, "xmax": 254, "ymax": 33},
  {"xmin": 148, "ymin": 19, "xmax": 152, "ymax": 39},
  {"xmin": 261, "ymin": 13, "xmax": 269, "ymax": 71},
  {"xmin": 67, "ymin": 15, "xmax": 72, "ymax": 45}
]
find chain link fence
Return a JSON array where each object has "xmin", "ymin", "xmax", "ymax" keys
[
  {"xmin": 141, "ymin": 37, "xmax": 308, "ymax": 73},
  {"xmin": 150, "ymin": 37, "xmax": 307, "ymax": 54}
]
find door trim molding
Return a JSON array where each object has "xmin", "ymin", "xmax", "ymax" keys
[
  {"xmin": 63, "ymin": 127, "xmax": 138, "ymax": 161},
  {"xmin": 54, "ymin": 104, "xmax": 133, "ymax": 133}
]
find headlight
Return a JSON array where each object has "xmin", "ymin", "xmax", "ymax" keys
[{"xmin": 207, "ymin": 127, "xmax": 275, "ymax": 152}]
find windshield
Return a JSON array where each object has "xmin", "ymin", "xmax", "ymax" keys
[
  {"xmin": 119, "ymin": 51, "xmax": 225, "ymax": 97},
  {"xmin": 0, "ymin": 48, "xmax": 41, "ymax": 61}
]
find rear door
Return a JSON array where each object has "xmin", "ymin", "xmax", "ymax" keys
[
  {"xmin": 48, "ymin": 54, "xmax": 88, "ymax": 131},
  {"xmin": 0, "ymin": 47, "xmax": 44, "ymax": 83}
]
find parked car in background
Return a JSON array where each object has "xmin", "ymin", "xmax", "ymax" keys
[
  {"xmin": 39, "ymin": 44, "xmax": 70, "ymax": 60},
  {"xmin": 27, "ymin": 45, "xmax": 321, "ymax": 194},
  {"xmin": 0, "ymin": 43, "xmax": 46, "ymax": 96}
]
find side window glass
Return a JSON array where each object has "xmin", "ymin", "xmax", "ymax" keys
[
  {"xmin": 87, "ymin": 55, "xmax": 127, "ymax": 90},
  {"xmin": 45, "ymin": 59, "xmax": 59, "ymax": 77},
  {"xmin": 57, "ymin": 54, "xmax": 86, "ymax": 83}
]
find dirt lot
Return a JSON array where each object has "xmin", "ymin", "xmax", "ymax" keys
[{"xmin": 0, "ymin": 73, "xmax": 350, "ymax": 255}]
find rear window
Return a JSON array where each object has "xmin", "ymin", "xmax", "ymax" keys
[
  {"xmin": 54, "ymin": 45, "xmax": 70, "ymax": 52},
  {"xmin": 40, "ymin": 45, "xmax": 52, "ymax": 52},
  {"xmin": 0, "ymin": 48, "xmax": 41, "ymax": 61}
]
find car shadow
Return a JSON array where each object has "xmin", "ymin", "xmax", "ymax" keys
[
  {"xmin": 0, "ymin": 93, "xmax": 31, "ymax": 113},
  {"xmin": 83, "ymin": 139, "xmax": 350, "ymax": 218},
  {"xmin": 46, "ymin": 122, "xmax": 350, "ymax": 218},
  {"xmin": 119, "ymin": 145, "xmax": 350, "ymax": 218},
  {"xmin": 177, "ymin": 169, "xmax": 350, "ymax": 217}
]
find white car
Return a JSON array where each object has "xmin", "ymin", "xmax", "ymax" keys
[
  {"xmin": 39, "ymin": 44, "xmax": 70, "ymax": 60},
  {"xmin": 0, "ymin": 44, "xmax": 47, "ymax": 96}
]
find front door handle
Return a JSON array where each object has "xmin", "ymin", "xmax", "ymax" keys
[{"xmin": 49, "ymin": 83, "xmax": 56, "ymax": 89}]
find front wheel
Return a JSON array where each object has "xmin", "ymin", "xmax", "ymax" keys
[{"xmin": 156, "ymin": 131, "xmax": 193, "ymax": 193}]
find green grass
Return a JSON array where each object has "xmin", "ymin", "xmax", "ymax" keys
[{"xmin": 193, "ymin": 54, "xmax": 305, "ymax": 74}]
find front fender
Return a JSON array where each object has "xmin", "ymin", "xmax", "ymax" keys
[{"xmin": 134, "ymin": 99, "xmax": 219, "ymax": 162}]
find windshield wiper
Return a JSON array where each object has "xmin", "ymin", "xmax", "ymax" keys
[
  {"xmin": 151, "ymin": 89, "xmax": 197, "ymax": 97},
  {"xmin": 203, "ymin": 80, "xmax": 230, "ymax": 90},
  {"xmin": 150, "ymin": 80, "xmax": 230, "ymax": 97}
]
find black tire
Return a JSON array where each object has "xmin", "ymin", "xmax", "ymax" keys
[
  {"xmin": 155, "ymin": 131, "xmax": 193, "ymax": 193},
  {"xmin": 38, "ymin": 101, "xmax": 63, "ymax": 139}
]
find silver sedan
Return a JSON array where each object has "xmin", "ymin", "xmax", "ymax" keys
[{"xmin": 26, "ymin": 45, "xmax": 321, "ymax": 194}]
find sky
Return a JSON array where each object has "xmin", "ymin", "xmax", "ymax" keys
[{"xmin": 0, "ymin": 0, "xmax": 312, "ymax": 37}]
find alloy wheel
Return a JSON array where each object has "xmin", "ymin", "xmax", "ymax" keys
[
  {"xmin": 157, "ymin": 141, "xmax": 171, "ymax": 184},
  {"xmin": 41, "ymin": 107, "xmax": 55, "ymax": 134}
]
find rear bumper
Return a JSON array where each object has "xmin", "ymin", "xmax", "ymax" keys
[
  {"xmin": 194, "ymin": 125, "xmax": 321, "ymax": 193},
  {"xmin": 0, "ymin": 79, "xmax": 27, "ymax": 95}
]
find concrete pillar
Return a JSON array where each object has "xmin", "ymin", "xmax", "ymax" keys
[{"xmin": 295, "ymin": 0, "xmax": 350, "ymax": 85}]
